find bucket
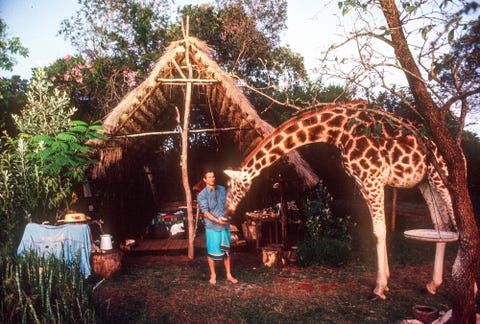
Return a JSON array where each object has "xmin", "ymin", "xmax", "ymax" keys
[
  {"xmin": 412, "ymin": 305, "xmax": 439, "ymax": 324},
  {"xmin": 100, "ymin": 234, "xmax": 113, "ymax": 250}
]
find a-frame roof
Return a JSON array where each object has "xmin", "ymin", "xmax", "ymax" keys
[{"xmin": 94, "ymin": 36, "xmax": 318, "ymax": 188}]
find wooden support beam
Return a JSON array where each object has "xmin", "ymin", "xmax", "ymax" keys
[
  {"xmin": 157, "ymin": 78, "xmax": 220, "ymax": 84},
  {"xmin": 112, "ymin": 126, "xmax": 252, "ymax": 139},
  {"xmin": 170, "ymin": 57, "xmax": 187, "ymax": 79}
]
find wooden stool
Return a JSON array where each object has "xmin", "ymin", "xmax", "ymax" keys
[
  {"xmin": 262, "ymin": 245, "xmax": 284, "ymax": 267},
  {"xmin": 92, "ymin": 249, "xmax": 124, "ymax": 279}
]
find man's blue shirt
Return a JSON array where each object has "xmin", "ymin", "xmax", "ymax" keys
[{"xmin": 197, "ymin": 185, "xmax": 228, "ymax": 231}]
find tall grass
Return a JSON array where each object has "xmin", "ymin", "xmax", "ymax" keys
[{"xmin": 0, "ymin": 250, "xmax": 97, "ymax": 323}]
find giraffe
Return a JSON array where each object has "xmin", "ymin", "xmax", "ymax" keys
[{"xmin": 224, "ymin": 100, "xmax": 456, "ymax": 300}]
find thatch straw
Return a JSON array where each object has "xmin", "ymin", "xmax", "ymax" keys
[{"xmin": 93, "ymin": 36, "xmax": 319, "ymax": 187}]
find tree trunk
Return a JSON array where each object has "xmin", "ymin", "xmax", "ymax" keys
[{"xmin": 379, "ymin": 0, "xmax": 480, "ymax": 321}]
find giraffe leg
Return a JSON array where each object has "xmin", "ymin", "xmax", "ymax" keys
[
  {"xmin": 372, "ymin": 222, "xmax": 388, "ymax": 299},
  {"xmin": 355, "ymin": 181, "xmax": 390, "ymax": 300},
  {"xmin": 384, "ymin": 247, "xmax": 390, "ymax": 291},
  {"xmin": 359, "ymin": 186, "xmax": 389, "ymax": 300}
]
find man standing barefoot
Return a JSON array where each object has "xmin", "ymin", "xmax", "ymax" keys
[{"xmin": 197, "ymin": 169, "xmax": 238, "ymax": 285}]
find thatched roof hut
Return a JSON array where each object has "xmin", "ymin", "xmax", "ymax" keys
[{"xmin": 93, "ymin": 36, "xmax": 318, "ymax": 188}]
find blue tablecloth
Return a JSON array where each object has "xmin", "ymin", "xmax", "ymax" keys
[{"xmin": 17, "ymin": 223, "xmax": 92, "ymax": 277}]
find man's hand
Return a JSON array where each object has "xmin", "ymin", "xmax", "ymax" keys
[{"xmin": 218, "ymin": 216, "xmax": 229, "ymax": 225}]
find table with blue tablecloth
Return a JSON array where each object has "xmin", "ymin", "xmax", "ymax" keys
[{"xmin": 17, "ymin": 223, "xmax": 92, "ymax": 277}]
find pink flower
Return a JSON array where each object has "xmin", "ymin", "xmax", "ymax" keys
[
  {"xmin": 123, "ymin": 70, "xmax": 138, "ymax": 88},
  {"xmin": 64, "ymin": 54, "xmax": 72, "ymax": 61}
]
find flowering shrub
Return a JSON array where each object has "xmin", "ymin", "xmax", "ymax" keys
[
  {"xmin": 123, "ymin": 69, "xmax": 138, "ymax": 88},
  {"xmin": 49, "ymin": 54, "xmax": 94, "ymax": 89},
  {"xmin": 46, "ymin": 55, "xmax": 141, "ymax": 118}
]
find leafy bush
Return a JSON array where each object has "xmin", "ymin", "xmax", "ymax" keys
[
  {"xmin": 296, "ymin": 182, "xmax": 355, "ymax": 267},
  {"xmin": 0, "ymin": 250, "xmax": 97, "ymax": 323},
  {"xmin": 0, "ymin": 68, "xmax": 106, "ymax": 253}
]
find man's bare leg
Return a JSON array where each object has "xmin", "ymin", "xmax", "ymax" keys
[
  {"xmin": 224, "ymin": 255, "xmax": 238, "ymax": 284},
  {"xmin": 208, "ymin": 257, "xmax": 216, "ymax": 284}
]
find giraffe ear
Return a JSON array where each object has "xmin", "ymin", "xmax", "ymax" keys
[{"xmin": 224, "ymin": 169, "xmax": 242, "ymax": 179}]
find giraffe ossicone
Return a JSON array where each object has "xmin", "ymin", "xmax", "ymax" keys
[{"xmin": 224, "ymin": 100, "xmax": 456, "ymax": 300}]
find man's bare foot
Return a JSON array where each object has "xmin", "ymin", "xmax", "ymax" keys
[
  {"xmin": 209, "ymin": 277, "xmax": 216, "ymax": 285},
  {"xmin": 226, "ymin": 276, "xmax": 238, "ymax": 284}
]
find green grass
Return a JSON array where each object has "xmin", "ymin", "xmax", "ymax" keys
[{"xmin": 93, "ymin": 211, "xmax": 475, "ymax": 322}]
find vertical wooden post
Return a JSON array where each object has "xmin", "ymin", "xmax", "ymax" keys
[
  {"xmin": 279, "ymin": 179, "xmax": 287, "ymax": 247},
  {"xmin": 180, "ymin": 17, "xmax": 196, "ymax": 259},
  {"xmin": 391, "ymin": 188, "xmax": 397, "ymax": 232}
]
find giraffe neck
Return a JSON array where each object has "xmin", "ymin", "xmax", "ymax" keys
[{"xmin": 241, "ymin": 101, "xmax": 368, "ymax": 180}]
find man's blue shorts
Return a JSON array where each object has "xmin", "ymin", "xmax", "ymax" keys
[{"xmin": 206, "ymin": 227, "xmax": 231, "ymax": 260}]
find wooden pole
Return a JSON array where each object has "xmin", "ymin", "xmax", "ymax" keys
[
  {"xmin": 279, "ymin": 177, "xmax": 287, "ymax": 247},
  {"xmin": 391, "ymin": 188, "xmax": 397, "ymax": 232},
  {"xmin": 112, "ymin": 127, "xmax": 252, "ymax": 139},
  {"xmin": 179, "ymin": 17, "xmax": 196, "ymax": 260},
  {"xmin": 157, "ymin": 78, "xmax": 220, "ymax": 84}
]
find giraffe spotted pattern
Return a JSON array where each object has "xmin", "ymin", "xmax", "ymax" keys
[{"xmin": 225, "ymin": 100, "xmax": 456, "ymax": 300}]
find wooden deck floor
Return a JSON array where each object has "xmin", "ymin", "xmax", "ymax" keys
[
  {"xmin": 130, "ymin": 233, "xmax": 246, "ymax": 253},
  {"xmin": 131, "ymin": 234, "xmax": 206, "ymax": 252}
]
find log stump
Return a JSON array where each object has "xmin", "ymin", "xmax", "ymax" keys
[
  {"xmin": 92, "ymin": 250, "xmax": 123, "ymax": 278},
  {"xmin": 262, "ymin": 246, "xmax": 284, "ymax": 267}
]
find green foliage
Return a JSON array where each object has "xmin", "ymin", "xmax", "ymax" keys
[
  {"xmin": 55, "ymin": 0, "xmax": 172, "ymax": 116},
  {"xmin": 55, "ymin": 0, "xmax": 324, "ymax": 121},
  {"xmin": 179, "ymin": 0, "xmax": 288, "ymax": 74},
  {"xmin": 296, "ymin": 182, "xmax": 355, "ymax": 267},
  {"xmin": 0, "ymin": 19, "xmax": 29, "ymax": 132},
  {"xmin": 0, "ymin": 19, "xmax": 29, "ymax": 72},
  {"xmin": 59, "ymin": 0, "xmax": 171, "ymax": 70},
  {"xmin": 0, "ymin": 251, "xmax": 97, "ymax": 323},
  {"xmin": 0, "ymin": 75, "xmax": 28, "ymax": 135},
  {"xmin": 25, "ymin": 120, "xmax": 107, "ymax": 208},
  {"xmin": 436, "ymin": 15, "xmax": 479, "ymax": 97},
  {"xmin": 303, "ymin": 183, "xmax": 354, "ymax": 242},
  {"xmin": 0, "ymin": 137, "xmax": 42, "ymax": 252},
  {"xmin": 0, "ymin": 69, "xmax": 106, "ymax": 252},
  {"xmin": 13, "ymin": 69, "xmax": 76, "ymax": 135}
]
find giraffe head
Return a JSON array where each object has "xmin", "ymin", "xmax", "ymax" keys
[{"xmin": 224, "ymin": 169, "xmax": 252, "ymax": 215}]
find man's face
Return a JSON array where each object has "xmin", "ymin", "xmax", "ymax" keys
[{"xmin": 203, "ymin": 172, "xmax": 216, "ymax": 187}]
